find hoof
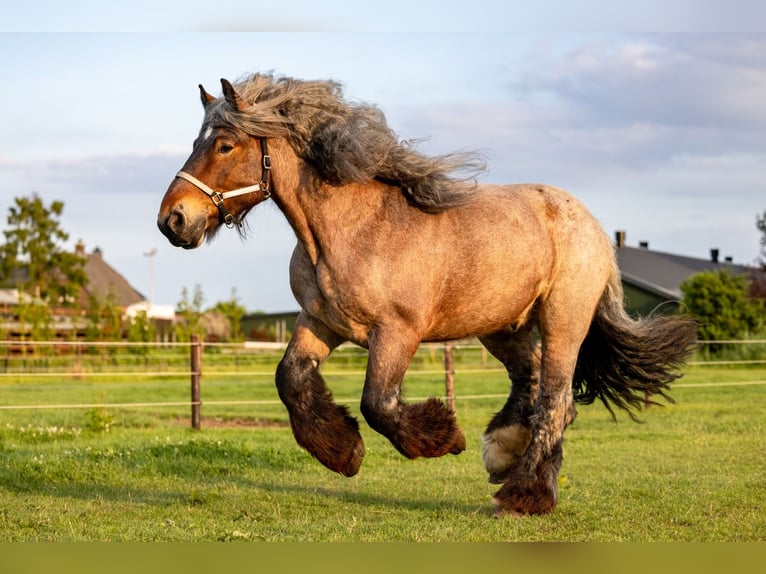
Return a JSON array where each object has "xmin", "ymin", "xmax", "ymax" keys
[
  {"xmin": 491, "ymin": 463, "xmax": 559, "ymax": 516},
  {"xmin": 337, "ymin": 438, "xmax": 365, "ymax": 477},
  {"xmin": 290, "ymin": 404, "xmax": 366, "ymax": 476},
  {"xmin": 449, "ymin": 428, "xmax": 467, "ymax": 455},
  {"xmin": 491, "ymin": 488, "xmax": 557, "ymax": 517}
]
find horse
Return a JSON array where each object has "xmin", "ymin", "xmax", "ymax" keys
[{"xmin": 157, "ymin": 73, "xmax": 697, "ymax": 516}]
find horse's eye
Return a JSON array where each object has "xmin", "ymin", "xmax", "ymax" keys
[{"xmin": 218, "ymin": 144, "xmax": 235, "ymax": 154}]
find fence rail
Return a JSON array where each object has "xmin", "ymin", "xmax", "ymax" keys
[{"xmin": 1, "ymin": 337, "xmax": 765, "ymax": 429}]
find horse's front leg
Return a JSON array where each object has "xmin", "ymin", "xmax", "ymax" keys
[
  {"xmin": 275, "ymin": 313, "xmax": 365, "ymax": 477},
  {"xmin": 360, "ymin": 329, "xmax": 466, "ymax": 459}
]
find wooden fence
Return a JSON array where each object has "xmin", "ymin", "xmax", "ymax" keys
[{"xmin": 1, "ymin": 337, "xmax": 765, "ymax": 429}]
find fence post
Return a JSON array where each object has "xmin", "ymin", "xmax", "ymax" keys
[
  {"xmin": 190, "ymin": 335, "xmax": 202, "ymax": 430},
  {"xmin": 444, "ymin": 342, "xmax": 455, "ymax": 411}
]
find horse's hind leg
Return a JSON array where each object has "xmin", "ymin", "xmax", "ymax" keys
[
  {"xmin": 492, "ymin": 285, "xmax": 601, "ymax": 516},
  {"xmin": 479, "ymin": 323, "xmax": 545, "ymax": 484},
  {"xmin": 360, "ymin": 328, "xmax": 466, "ymax": 459},
  {"xmin": 276, "ymin": 313, "xmax": 365, "ymax": 477}
]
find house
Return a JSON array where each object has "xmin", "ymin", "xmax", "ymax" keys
[
  {"xmin": 1, "ymin": 241, "xmax": 152, "ymax": 339},
  {"xmin": 614, "ymin": 230, "xmax": 763, "ymax": 316},
  {"xmin": 75, "ymin": 241, "xmax": 145, "ymax": 308}
]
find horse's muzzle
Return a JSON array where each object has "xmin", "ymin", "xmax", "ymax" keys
[{"xmin": 157, "ymin": 206, "xmax": 206, "ymax": 249}]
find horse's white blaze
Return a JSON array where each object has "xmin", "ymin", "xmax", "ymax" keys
[
  {"xmin": 482, "ymin": 423, "xmax": 533, "ymax": 473},
  {"xmin": 203, "ymin": 126, "xmax": 214, "ymax": 141}
]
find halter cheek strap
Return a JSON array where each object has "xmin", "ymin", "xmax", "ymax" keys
[{"xmin": 175, "ymin": 137, "xmax": 272, "ymax": 228}]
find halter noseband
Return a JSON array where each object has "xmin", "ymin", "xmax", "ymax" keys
[{"xmin": 175, "ymin": 137, "xmax": 272, "ymax": 228}]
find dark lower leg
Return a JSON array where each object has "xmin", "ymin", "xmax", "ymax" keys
[
  {"xmin": 276, "ymin": 356, "xmax": 365, "ymax": 476},
  {"xmin": 492, "ymin": 438, "xmax": 563, "ymax": 516},
  {"xmin": 491, "ymin": 382, "xmax": 571, "ymax": 516},
  {"xmin": 480, "ymin": 329, "xmax": 541, "ymax": 483},
  {"xmin": 361, "ymin": 331, "xmax": 466, "ymax": 460}
]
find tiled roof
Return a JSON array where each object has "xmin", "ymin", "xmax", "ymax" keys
[{"xmin": 79, "ymin": 247, "xmax": 145, "ymax": 307}]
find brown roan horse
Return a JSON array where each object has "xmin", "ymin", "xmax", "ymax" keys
[{"xmin": 157, "ymin": 73, "xmax": 697, "ymax": 516}]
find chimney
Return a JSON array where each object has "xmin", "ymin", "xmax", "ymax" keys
[
  {"xmin": 615, "ymin": 230, "xmax": 626, "ymax": 249},
  {"xmin": 75, "ymin": 239, "xmax": 85, "ymax": 256},
  {"xmin": 639, "ymin": 241, "xmax": 649, "ymax": 249},
  {"xmin": 710, "ymin": 248, "xmax": 719, "ymax": 263}
]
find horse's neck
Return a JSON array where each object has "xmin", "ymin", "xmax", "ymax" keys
[{"xmin": 269, "ymin": 149, "xmax": 394, "ymax": 266}]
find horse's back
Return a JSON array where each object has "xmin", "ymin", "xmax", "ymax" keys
[
  {"xmin": 474, "ymin": 183, "xmax": 602, "ymax": 230},
  {"xmin": 459, "ymin": 182, "xmax": 612, "ymax": 265}
]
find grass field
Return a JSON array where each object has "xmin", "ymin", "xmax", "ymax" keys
[{"xmin": 0, "ymin": 346, "xmax": 764, "ymax": 542}]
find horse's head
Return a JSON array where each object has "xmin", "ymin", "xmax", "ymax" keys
[{"xmin": 157, "ymin": 79, "xmax": 272, "ymax": 249}]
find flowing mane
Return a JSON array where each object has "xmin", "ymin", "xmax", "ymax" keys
[{"xmin": 206, "ymin": 73, "xmax": 486, "ymax": 212}]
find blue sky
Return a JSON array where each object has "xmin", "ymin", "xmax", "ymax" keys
[{"xmin": 1, "ymin": 7, "xmax": 765, "ymax": 312}]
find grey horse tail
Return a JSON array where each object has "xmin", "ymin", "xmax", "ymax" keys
[{"xmin": 573, "ymin": 265, "xmax": 698, "ymax": 420}]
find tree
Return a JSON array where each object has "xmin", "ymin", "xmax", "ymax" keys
[
  {"xmin": 207, "ymin": 288, "xmax": 247, "ymax": 341},
  {"xmin": 757, "ymin": 210, "xmax": 766, "ymax": 264},
  {"xmin": 175, "ymin": 284, "xmax": 206, "ymax": 341},
  {"xmin": 680, "ymin": 269, "xmax": 764, "ymax": 343},
  {"xmin": 0, "ymin": 194, "xmax": 86, "ymax": 306},
  {"xmin": 85, "ymin": 288, "xmax": 124, "ymax": 341}
]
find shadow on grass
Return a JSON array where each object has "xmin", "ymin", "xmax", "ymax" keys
[
  {"xmin": 248, "ymin": 479, "xmax": 486, "ymax": 516},
  {"xmin": 0, "ymin": 438, "xmax": 487, "ymax": 516}
]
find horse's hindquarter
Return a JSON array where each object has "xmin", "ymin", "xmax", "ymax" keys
[{"xmin": 425, "ymin": 183, "xmax": 613, "ymax": 340}]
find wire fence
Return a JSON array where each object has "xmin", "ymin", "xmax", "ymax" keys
[{"xmin": 1, "ymin": 337, "xmax": 765, "ymax": 428}]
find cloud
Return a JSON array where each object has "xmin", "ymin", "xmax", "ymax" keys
[
  {"xmin": 517, "ymin": 35, "xmax": 766, "ymax": 130},
  {"xmin": 386, "ymin": 35, "xmax": 766, "ymax": 266}
]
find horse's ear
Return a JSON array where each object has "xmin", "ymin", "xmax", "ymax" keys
[
  {"xmin": 221, "ymin": 78, "xmax": 249, "ymax": 111},
  {"xmin": 199, "ymin": 84, "xmax": 216, "ymax": 109}
]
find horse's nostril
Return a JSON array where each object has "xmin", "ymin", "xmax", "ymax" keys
[{"xmin": 167, "ymin": 208, "xmax": 186, "ymax": 234}]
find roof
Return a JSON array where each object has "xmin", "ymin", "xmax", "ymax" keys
[
  {"xmin": 79, "ymin": 246, "xmax": 145, "ymax": 307},
  {"xmin": 1, "ymin": 244, "xmax": 144, "ymax": 309},
  {"xmin": 616, "ymin": 244, "xmax": 760, "ymax": 300}
]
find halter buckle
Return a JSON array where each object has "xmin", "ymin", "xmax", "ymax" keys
[{"xmin": 211, "ymin": 191, "xmax": 225, "ymax": 207}]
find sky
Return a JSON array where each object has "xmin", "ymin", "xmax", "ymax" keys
[{"xmin": 1, "ymin": 4, "xmax": 765, "ymax": 312}]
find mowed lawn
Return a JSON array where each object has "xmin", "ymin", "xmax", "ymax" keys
[{"xmin": 0, "ymin": 360, "xmax": 764, "ymax": 542}]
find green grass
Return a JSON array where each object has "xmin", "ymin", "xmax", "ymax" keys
[{"xmin": 0, "ymin": 350, "xmax": 764, "ymax": 541}]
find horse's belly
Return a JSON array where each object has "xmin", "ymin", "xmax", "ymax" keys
[{"xmin": 424, "ymin": 292, "xmax": 540, "ymax": 342}]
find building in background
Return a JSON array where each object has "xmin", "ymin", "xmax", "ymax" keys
[
  {"xmin": 614, "ymin": 231, "xmax": 764, "ymax": 317},
  {"xmin": 1, "ymin": 242, "xmax": 168, "ymax": 339}
]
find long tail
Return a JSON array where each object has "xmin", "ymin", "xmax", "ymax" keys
[{"xmin": 573, "ymin": 264, "xmax": 698, "ymax": 420}]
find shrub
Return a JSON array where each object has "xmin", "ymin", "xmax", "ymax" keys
[{"xmin": 680, "ymin": 269, "xmax": 765, "ymax": 344}]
